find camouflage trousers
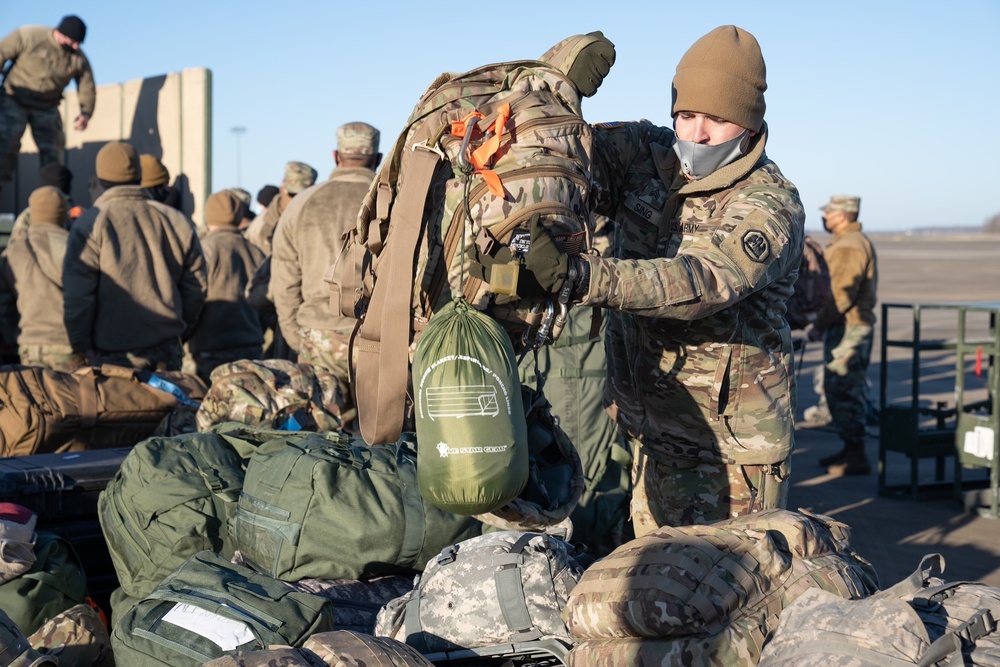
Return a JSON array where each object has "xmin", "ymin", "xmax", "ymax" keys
[
  {"xmin": 0, "ymin": 94, "xmax": 64, "ymax": 186},
  {"xmin": 629, "ymin": 439, "xmax": 790, "ymax": 537},
  {"xmin": 192, "ymin": 344, "xmax": 263, "ymax": 384},
  {"xmin": 92, "ymin": 338, "xmax": 184, "ymax": 372},
  {"xmin": 297, "ymin": 326, "xmax": 352, "ymax": 388},
  {"xmin": 18, "ymin": 344, "xmax": 87, "ymax": 372},
  {"xmin": 823, "ymin": 322, "xmax": 874, "ymax": 442}
]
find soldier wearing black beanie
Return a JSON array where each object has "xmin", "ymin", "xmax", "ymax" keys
[{"xmin": 56, "ymin": 15, "xmax": 87, "ymax": 44}]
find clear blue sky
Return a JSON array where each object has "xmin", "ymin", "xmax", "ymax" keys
[{"xmin": 7, "ymin": 1, "xmax": 1000, "ymax": 231}]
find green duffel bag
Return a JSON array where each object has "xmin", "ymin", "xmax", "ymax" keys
[
  {"xmin": 97, "ymin": 429, "xmax": 261, "ymax": 600},
  {"xmin": 111, "ymin": 550, "xmax": 335, "ymax": 667},
  {"xmin": 0, "ymin": 532, "xmax": 88, "ymax": 636},
  {"xmin": 233, "ymin": 431, "xmax": 482, "ymax": 582}
]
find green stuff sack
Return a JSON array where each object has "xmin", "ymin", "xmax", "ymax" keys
[
  {"xmin": 111, "ymin": 550, "xmax": 334, "ymax": 667},
  {"xmin": 412, "ymin": 297, "xmax": 528, "ymax": 515},
  {"xmin": 233, "ymin": 431, "xmax": 481, "ymax": 582}
]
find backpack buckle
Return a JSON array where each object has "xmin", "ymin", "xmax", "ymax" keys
[{"xmin": 411, "ymin": 140, "xmax": 445, "ymax": 161}]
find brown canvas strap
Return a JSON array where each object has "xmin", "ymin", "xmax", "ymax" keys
[
  {"xmin": 72, "ymin": 367, "xmax": 101, "ymax": 428},
  {"xmin": 355, "ymin": 144, "xmax": 442, "ymax": 444}
]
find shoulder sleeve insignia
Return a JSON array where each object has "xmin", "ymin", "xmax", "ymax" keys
[
  {"xmin": 741, "ymin": 230, "xmax": 771, "ymax": 263},
  {"xmin": 594, "ymin": 121, "xmax": 625, "ymax": 129}
]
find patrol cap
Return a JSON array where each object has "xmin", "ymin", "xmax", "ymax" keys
[
  {"xmin": 283, "ymin": 161, "xmax": 317, "ymax": 194},
  {"xmin": 139, "ymin": 154, "xmax": 170, "ymax": 188},
  {"xmin": 336, "ymin": 122, "xmax": 380, "ymax": 156},
  {"xmin": 28, "ymin": 186, "xmax": 68, "ymax": 225},
  {"xmin": 228, "ymin": 187, "xmax": 252, "ymax": 207},
  {"xmin": 820, "ymin": 195, "xmax": 861, "ymax": 215},
  {"xmin": 205, "ymin": 190, "xmax": 246, "ymax": 227},
  {"xmin": 96, "ymin": 141, "xmax": 140, "ymax": 184}
]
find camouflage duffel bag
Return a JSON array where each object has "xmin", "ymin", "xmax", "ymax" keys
[
  {"xmin": 202, "ymin": 648, "xmax": 323, "ymax": 667},
  {"xmin": 563, "ymin": 508, "xmax": 880, "ymax": 667},
  {"xmin": 375, "ymin": 531, "xmax": 585, "ymax": 652},
  {"xmin": 303, "ymin": 631, "xmax": 434, "ymax": 666},
  {"xmin": 196, "ymin": 359, "xmax": 351, "ymax": 432},
  {"xmin": 0, "ymin": 607, "xmax": 56, "ymax": 666},
  {"xmin": 233, "ymin": 431, "xmax": 481, "ymax": 582},
  {"xmin": 98, "ymin": 428, "xmax": 261, "ymax": 600},
  {"xmin": 0, "ymin": 531, "xmax": 88, "ymax": 637},
  {"xmin": 758, "ymin": 553, "xmax": 1000, "ymax": 667},
  {"xmin": 26, "ymin": 602, "xmax": 113, "ymax": 667},
  {"xmin": 111, "ymin": 550, "xmax": 335, "ymax": 667}
]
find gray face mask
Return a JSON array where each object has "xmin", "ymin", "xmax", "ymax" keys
[{"xmin": 672, "ymin": 129, "xmax": 750, "ymax": 180}]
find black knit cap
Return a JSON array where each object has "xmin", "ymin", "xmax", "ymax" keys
[
  {"xmin": 257, "ymin": 184, "xmax": 279, "ymax": 208},
  {"xmin": 38, "ymin": 163, "xmax": 73, "ymax": 195},
  {"xmin": 56, "ymin": 15, "xmax": 86, "ymax": 44}
]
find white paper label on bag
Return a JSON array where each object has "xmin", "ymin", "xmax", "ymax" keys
[
  {"xmin": 963, "ymin": 426, "xmax": 996, "ymax": 461},
  {"xmin": 161, "ymin": 603, "xmax": 255, "ymax": 650}
]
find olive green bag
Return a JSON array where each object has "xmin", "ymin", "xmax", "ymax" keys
[
  {"xmin": 0, "ymin": 532, "xmax": 88, "ymax": 636},
  {"xmin": 111, "ymin": 550, "xmax": 334, "ymax": 667},
  {"xmin": 233, "ymin": 431, "xmax": 481, "ymax": 582},
  {"xmin": 413, "ymin": 297, "xmax": 529, "ymax": 516}
]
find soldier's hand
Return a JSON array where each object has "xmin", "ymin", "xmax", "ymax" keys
[
  {"xmin": 468, "ymin": 214, "xmax": 569, "ymax": 300},
  {"xmin": 74, "ymin": 113, "xmax": 90, "ymax": 131},
  {"xmin": 567, "ymin": 31, "xmax": 616, "ymax": 97}
]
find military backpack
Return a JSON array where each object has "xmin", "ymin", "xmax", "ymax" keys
[
  {"xmin": 326, "ymin": 35, "xmax": 610, "ymax": 445},
  {"xmin": 786, "ymin": 235, "xmax": 833, "ymax": 330}
]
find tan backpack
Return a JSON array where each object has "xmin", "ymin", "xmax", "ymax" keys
[
  {"xmin": 0, "ymin": 364, "xmax": 206, "ymax": 457},
  {"xmin": 326, "ymin": 35, "xmax": 609, "ymax": 445}
]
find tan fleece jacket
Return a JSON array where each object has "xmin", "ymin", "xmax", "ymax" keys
[
  {"xmin": 0, "ymin": 25, "xmax": 95, "ymax": 115},
  {"xmin": 62, "ymin": 186, "xmax": 207, "ymax": 353},
  {"xmin": 814, "ymin": 222, "xmax": 878, "ymax": 330},
  {"xmin": 0, "ymin": 223, "xmax": 72, "ymax": 346}
]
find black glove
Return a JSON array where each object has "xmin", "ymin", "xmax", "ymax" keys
[
  {"xmin": 566, "ymin": 31, "xmax": 616, "ymax": 97},
  {"xmin": 469, "ymin": 214, "xmax": 569, "ymax": 301}
]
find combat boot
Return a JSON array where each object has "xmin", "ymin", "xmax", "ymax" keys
[
  {"xmin": 819, "ymin": 448, "xmax": 848, "ymax": 467},
  {"xmin": 827, "ymin": 439, "xmax": 871, "ymax": 476}
]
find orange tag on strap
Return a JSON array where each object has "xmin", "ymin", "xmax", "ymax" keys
[{"xmin": 450, "ymin": 104, "xmax": 511, "ymax": 197}]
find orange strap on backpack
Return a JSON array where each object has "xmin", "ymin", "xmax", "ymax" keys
[{"xmin": 450, "ymin": 103, "xmax": 511, "ymax": 197}]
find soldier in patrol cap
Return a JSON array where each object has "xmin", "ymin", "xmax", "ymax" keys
[
  {"xmin": 245, "ymin": 161, "xmax": 317, "ymax": 254},
  {"xmin": 807, "ymin": 195, "xmax": 878, "ymax": 475},
  {"xmin": 472, "ymin": 26, "xmax": 805, "ymax": 532},
  {"xmin": 272, "ymin": 122, "xmax": 380, "ymax": 399}
]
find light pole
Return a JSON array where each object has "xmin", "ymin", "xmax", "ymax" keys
[{"xmin": 230, "ymin": 126, "xmax": 246, "ymax": 187}]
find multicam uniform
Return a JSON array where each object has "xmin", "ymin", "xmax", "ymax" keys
[
  {"xmin": 0, "ymin": 25, "xmax": 95, "ymax": 188},
  {"xmin": 813, "ymin": 221, "xmax": 878, "ymax": 443},
  {"xmin": 577, "ymin": 120, "xmax": 805, "ymax": 532},
  {"xmin": 271, "ymin": 167, "xmax": 371, "ymax": 386},
  {"xmin": 63, "ymin": 186, "xmax": 207, "ymax": 371},
  {"xmin": 187, "ymin": 226, "xmax": 266, "ymax": 382},
  {"xmin": 0, "ymin": 224, "xmax": 86, "ymax": 371}
]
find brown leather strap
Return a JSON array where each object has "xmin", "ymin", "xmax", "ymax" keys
[
  {"xmin": 73, "ymin": 367, "xmax": 100, "ymax": 428},
  {"xmin": 355, "ymin": 144, "xmax": 442, "ymax": 444}
]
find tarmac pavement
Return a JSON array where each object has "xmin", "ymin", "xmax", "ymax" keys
[{"xmin": 788, "ymin": 233, "xmax": 1000, "ymax": 587}]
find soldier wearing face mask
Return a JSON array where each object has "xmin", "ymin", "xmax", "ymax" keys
[
  {"xmin": 472, "ymin": 25, "xmax": 805, "ymax": 533},
  {"xmin": 0, "ymin": 15, "xmax": 95, "ymax": 202}
]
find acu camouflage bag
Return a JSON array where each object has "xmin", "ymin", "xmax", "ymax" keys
[
  {"xmin": 196, "ymin": 359, "xmax": 351, "ymax": 432},
  {"xmin": 111, "ymin": 550, "xmax": 335, "ymax": 667},
  {"xmin": 375, "ymin": 530, "xmax": 585, "ymax": 652},
  {"xmin": 758, "ymin": 553, "xmax": 1000, "ymax": 667},
  {"xmin": 562, "ymin": 508, "xmax": 880, "ymax": 667},
  {"xmin": 327, "ymin": 34, "xmax": 609, "ymax": 445}
]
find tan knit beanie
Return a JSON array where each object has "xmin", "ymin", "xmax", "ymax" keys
[
  {"xmin": 96, "ymin": 141, "xmax": 141, "ymax": 183},
  {"xmin": 140, "ymin": 154, "xmax": 170, "ymax": 187},
  {"xmin": 204, "ymin": 190, "xmax": 245, "ymax": 227},
  {"xmin": 28, "ymin": 186, "xmax": 68, "ymax": 225},
  {"xmin": 672, "ymin": 25, "xmax": 767, "ymax": 132}
]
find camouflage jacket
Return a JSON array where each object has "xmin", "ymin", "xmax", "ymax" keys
[
  {"xmin": 0, "ymin": 25, "xmax": 95, "ymax": 115},
  {"xmin": 188, "ymin": 227, "xmax": 266, "ymax": 354},
  {"xmin": 63, "ymin": 186, "xmax": 207, "ymax": 353},
  {"xmin": 578, "ymin": 121, "xmax": 805, "ymax": 465},
  {"xmin": 271, "ymin": 167, "xmax": 371, "ymax": 350},
  {"xmin": 813, "ymin": 222, "xmax": 877, "ymax": 330},
  {"xmin": 0, "ymin": 223, "xmax": 71, "ymax": 346}
]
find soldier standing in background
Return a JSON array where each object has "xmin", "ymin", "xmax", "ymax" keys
[
  {"xmin": 63, "ymin": 141, "xmax": 207, "ymax": 371},
  {"xmin": 10, "ymin": 163, "xmax": 83, "ymax": 234},
  {"xmin": 0, "ymin": 15, "xmax": 94, "ymax": 201},
  {"xmin": 0, "ymin": 186, "xmax": 86, "ymax": 371},
  {"xmin": 473, "ymin": 26, "xmax": 805, "ymax": 533},
  {"xmin": 139, "ymin": 154, "xmax": 182, "ymax": 210},
  {"xmin": 187, "ymin": 190, "xmax": 266, "ymax": 382},
  {"xmin": 808, "ymin": 195, "xmax": 878, "ymax": 475},
  {"xmin": 245, "ymin": 162, "xmax": 317, "ymax": 254},
  {"xmin": 271, "ymin": 123, "xmax": 380, "ymax": 387},
  {"xmin": 256, "ymin": 184, "xmax": 279, "ymax": 216}
]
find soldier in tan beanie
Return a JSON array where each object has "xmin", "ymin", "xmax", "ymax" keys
[
  {"xmin": 63, "ymin": 140, "xmax": 208, "ymax": 371},
  {"xmin": 186, "ymin": 190, "xmax": 266, "ymax": 381},
  {"xmin": 272, "ymin": 123, "xmax": 381, "ymax": 394},
  {"xmin": 140, "ymin": 154, "xmax": 182, "ymax": 210},
  {"xmin": 472, "ymin": 27, "xmax": 805, "ymax": 533},
  {"xmin": 0, "ymin": 186, "xmax": 87, "ymax": 371}
]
